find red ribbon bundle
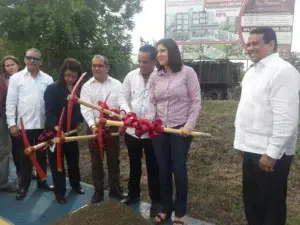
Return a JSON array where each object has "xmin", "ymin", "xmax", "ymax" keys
[
  {"xmin": 37, "ymin": 128, "xmax": 56, "ymax": 143},
  {"xmin": 96, "ymin": 101, "xmax": 121, "ymax": 159},
  {"xmin": 122, "ymin": 112, "xmax": 164, "ymax": 139},
  {"xmin": 149, "ymin": 119, "xmax": 164, "ymax": 139},
  {"xmin": 98, "ymin": 101, "xmax": 121, "ymax": 121},
  {"xmin": 94, "ymin": 128, "xmax": 113, "ymax": 150},
  {"xmin": 97, "ymin": 101, "xmax": 164, "ymax": 139}
]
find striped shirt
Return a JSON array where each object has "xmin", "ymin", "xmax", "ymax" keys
[
  {"xmin": 146, "ymin": 65, "xmax": 201, "ymax": 130},
  {"xmin": 80, "ymin": 76, "xmax": 122, "ymax": 128}
]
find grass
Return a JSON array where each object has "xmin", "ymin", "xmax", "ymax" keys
[{"xmin": 79, "ymin": 100, "xmax": 300, "ymax": 225}]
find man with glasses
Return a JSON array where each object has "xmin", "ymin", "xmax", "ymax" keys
[
  {"xmin": 80, "ymin": 55, "xmax": 126, "ymax": 203},
  {"xmin": 6, "ymin": 48, "xmax": 54, "ymax": 200},
  {"xmin": 118, "ymin": 45, "xmax": 161, "ymax": 217}
]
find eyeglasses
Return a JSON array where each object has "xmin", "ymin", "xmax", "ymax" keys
[
  {"xmin": 64, "ymin": 74, "xmax": 78, "ymax": 79},
  {"xmin": 92, "ymin": 64, "xmax": 106, "ymax": 68},
  {"xmin": 25, "ymin": 56, "xmax": 41, "ymax": 62}
]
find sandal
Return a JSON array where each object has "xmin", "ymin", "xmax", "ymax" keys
[
  {"xmin": 153, "ymin": 213, "xmax": 171, "ymax": 224},
  {"xmin": 173, "ymin": 221, "xmax": 184, "ymax": 225}
]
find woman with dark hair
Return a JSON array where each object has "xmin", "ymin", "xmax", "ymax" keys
[
  {"xmin": 1, "ymin": 56, "xmax": 23, "ymax": 181},
  {"xmin": 146, "ymin": 38, "xmax": 201, "ymax": 225},
  {"xmin": 44, "ymin": 58, "xmax": 84, "ymax": 204}
]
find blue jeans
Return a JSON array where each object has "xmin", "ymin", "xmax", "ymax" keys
[{"xmin": 152, "ymin": 132, "xmax": 192, "ymax": 217}]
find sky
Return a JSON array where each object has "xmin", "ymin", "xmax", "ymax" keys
[{"xmin": 131, "ymin": 0, "xmax": 300, "ymax": 54}]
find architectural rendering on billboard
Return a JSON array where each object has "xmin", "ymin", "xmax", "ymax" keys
[{"xmin": 165, "ymin": 0, "xmax": 296, "ymax": 60}]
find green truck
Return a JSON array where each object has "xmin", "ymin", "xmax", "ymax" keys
[{"xmin": 185, "ymin": 60, "xmax": 243, "ymax": 100}]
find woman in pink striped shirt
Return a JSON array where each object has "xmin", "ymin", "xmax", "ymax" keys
[{"xmin": 147, "ymin": 38, "xmax": 201, "ymax": 225}]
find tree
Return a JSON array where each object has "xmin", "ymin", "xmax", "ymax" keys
[
  {"xmin": 289, "ymin": 52, "xmax": 300, "ymax": 73},
  {"xmin": 140, "ymin": 37, "xmax": 157, "ymax": 47},
  {"xmin": 222, "ymin": 44, "xmax": 245, "ymax": 60},
  {"xmin": 0, "ymin": 0, "xmax": 142, "ymax": 79}
]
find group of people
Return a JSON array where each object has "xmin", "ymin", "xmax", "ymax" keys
[
  {"xmin": 0, "ymin": 26, "xmax": 299, "ymax": 225},
  {"xmin": 0, "ymin": 38, "xmax": 201, "ymax": 225}
]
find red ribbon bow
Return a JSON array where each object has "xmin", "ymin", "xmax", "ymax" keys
[
  {"xmin": 122, "ymin": 112, "xmax": 164, "ymax": 138},
  {"xmin": 94, "ymin": 128, "xmax": 113, "ymax": 150},
  {"xmin": 37, "ymin": 128, "xmax": 56, "ymax": 143},
  {"xmin": 149, "ymin": 119, "xmax": 164, "ymax": 139},
  {"xmin": 98, "ymin": 101, "xmax": 121, "ymax": 121}
]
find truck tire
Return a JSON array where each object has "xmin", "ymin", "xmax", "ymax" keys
[
  {"xmin": 227, "ymin": 88, "xmax": 233, "ymax": 99},
  {"xmin": 207, "ymin": 89, "xmax": 222, "ymax": 100}
]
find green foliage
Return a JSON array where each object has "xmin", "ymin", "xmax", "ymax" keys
[
  {"xmin": 289, "ymin": 52, "xmax": 300, "ymax": 73},
  {"xmin": 139, "ymin": 37, "xmax": 157, "ymax": 47},
  {"xmin": 0, "ymin": 0, "xmax": 143, "ymax": 79}
]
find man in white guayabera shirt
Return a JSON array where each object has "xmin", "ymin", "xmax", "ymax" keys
[
  {"xmin": 118, "ymin": 45, "xmax": 161, "ymax": 217},
  {"xmin": 80, "ymin": 55, "xmax": 126, "ymax": 204},
  {"xmin": 6, "ymin": 48, "xmax": 54, "ymax": 200},
  {"xmin": 234, "ymin": 27, "xmax": 300, "ymax": 225}
]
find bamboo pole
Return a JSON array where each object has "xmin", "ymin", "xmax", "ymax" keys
[
  {"xmin": 163, "ymin": 127, "xmax": 211, "ymax": 137},
  {"xmin": 96, "ymin": 118, "xmax": 211, "ymax": 137},
  {"xmin": 55, "ymin": 133, "xmax": 119, "ymax": 143},
  {"xmin": 24, "ymin": 130, "xmax": 119, "ymax": 155},
  {"xmin": 70, "ymin": 96, "xmax": 123, "ymax": 120}
]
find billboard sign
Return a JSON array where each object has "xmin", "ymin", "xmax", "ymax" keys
[
  {"xmin": 239, "ymin": 0, "xmax": 296, "ymax": 59},
  {"xmin": 164, "ymin": 0, "xmax": 296, "ymax": 60}
]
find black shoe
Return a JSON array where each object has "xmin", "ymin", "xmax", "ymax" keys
[
  {"xmin": 16, "ymin": 189, "xmax": 27, "ymax": 200},
  {"xmin": 150, "ymin": 201, "xmax": 162, "ymax": 218},
  {"xmin": 121, "ymin": 196, "xmax": 140, "ymax": 205},
  {"xmin": 109, "ymin": 187, "xmax": 127, "ymax": 200},
  {"xmin": 37, "ymin": 181, "xmax": 54, "ymax": 191},
  {"xmin": 72, "ymin": 186, "xmax": 85, "ymax": 195},
  {"xmin": 55, "ymin": 194, "xmax": 67, "ymax": 204},
  {"xmin": 91, "ymin": 191, "xmax": 104, "ymax": 204}
]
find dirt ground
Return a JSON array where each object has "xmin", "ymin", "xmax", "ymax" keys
[
  {"xmin": 77, "ymin": 100, "xmax": 300, "ymax": 225},
  {"xmin": 50, "ymin": 200, "xmax": 150, "ymax": 225}
]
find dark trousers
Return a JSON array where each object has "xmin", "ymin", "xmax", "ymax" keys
[
  {"xmin": 152, "ymin": 132, "xmax": 192, "ymax": 217},
  {"xmin": 88, "ymin": 127, "xmax": 121, "ymax": 193},
  {"xmin": 10, "ymin": 135, "xmax": 21, "ymax": 174},
  {"xmin": 0, "ymin": 116, "xmax": 10, "ymax": 188},
  {"xmin": 19, "ymin": 129, "xmax": 48, "ymax": 191},
  {"xmin": 48, "ymin": 140, "xmax": 81, "ymax": 196},
  {"xmin": 124, "ymin": 133, "xmax": 160, "ymax": 202},
  {"xmin": 242, "ymin": 152, "xmax": 293, "ymax": 225}
]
